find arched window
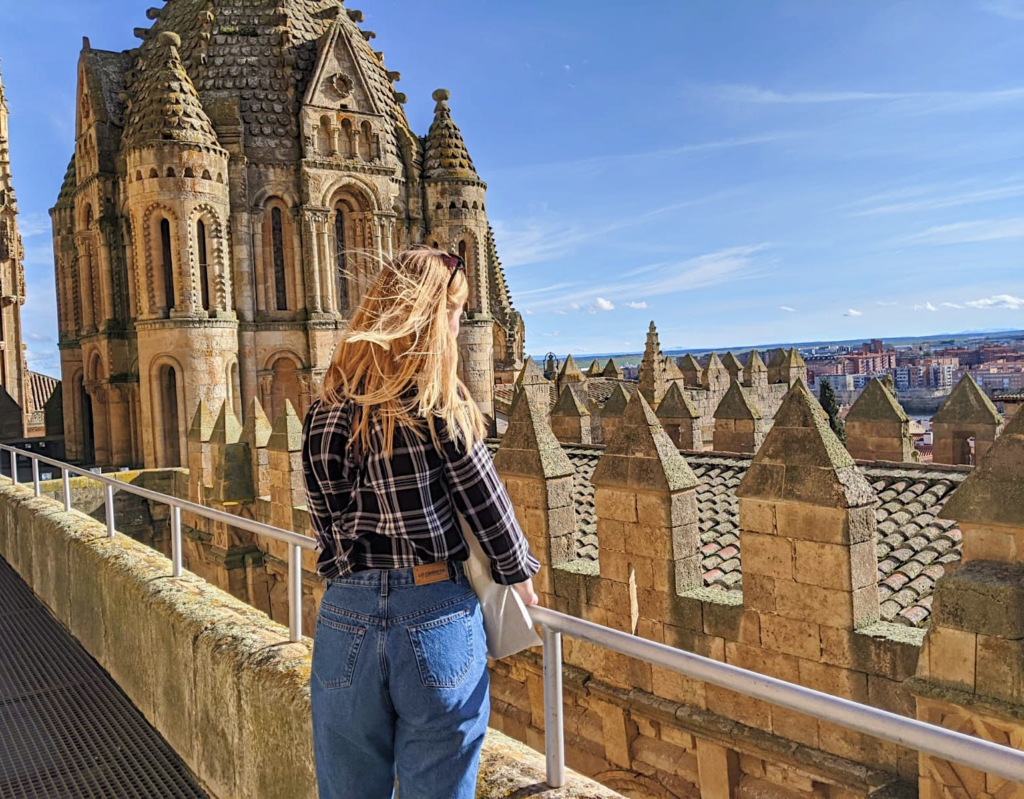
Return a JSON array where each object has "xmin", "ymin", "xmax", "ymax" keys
[
  {"xmin": 317, "ymin": 116, "xmax": 332, "ymax": 156},
  {"xmin": 157, "ymin": 364, "xmax": 181, "ymax": 467},
  {"xmin": 160, "ymin": 218, "xmax": 175, "ymax": 310},
  {"xmin": 148, "ymin": 168, "xmax": 158, "ymax": 179},
  {"xmin": 270, "ymin": 357, "xmax": 300, "ymax": 422},
  {"xmin": 360, "ymin": 121, "xmax": 373, "ymax": 160},
  {"xmin": 334, "ymin": 209, "xmax": 349, "ymax": 313},
  {"xmin": 184, "ymin": 167, "xmax": 195, "ymax": 178},
  {"xmin": 271, "ymin": 207, "xmax": 288, "ymax": 311},
  {"xmin": 197, "ymin": 219, "xmax": 211, "ymax": 311},
  {"xmin": 341, "ymin": 119, "xmax": 354, "ymax": 158}
]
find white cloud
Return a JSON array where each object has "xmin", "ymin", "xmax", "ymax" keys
[
  {"xmin": 913, "ymin": 302, "xmax": 939, "ymax": 312},
  {"xmin": 28, "ymin": 332, "xmax": 52, "ymax": 342},
  {"xmin": 964, "ymin": 294, "xmax": 1024, "ymax": 309},
  {"xmin": 522, "ymin": 308, "xmax": 534, "ymax": 315},
  {"xmin": 779, "ymin": 305, "xmax": 796, "ymax": 313},
  {"xmin": 17, "ymin": 212, "xmax": 51, "ymax": 238},
  {"xmin": 876, "ymin": 301, "xmax": 899, "ymax": 307},
  {"xmin": 625, "ymin": 301, "xmax": 647, "ymax": 309},
  {"xmin": 543, "ymin": 330, "xmax": 562, "ymax": 338},
  {"xmin": 901, "ymin": 216, "xmax": 1024, "ymax": 246},
  {"xmin": 941, "ymin": 302, "xmax": 963, "ymax": 309},
  {"xmin": 845, "ymin": 309, "xmax": 863, "ymax": 317},
  {"xmin": 593, "ymin": 297, "xmax": 615, "ymax": 312}
]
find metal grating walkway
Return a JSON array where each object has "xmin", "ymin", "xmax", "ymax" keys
[{"xmin": 0, "ymin": 556, "xmax": 208, "ymax": 799}]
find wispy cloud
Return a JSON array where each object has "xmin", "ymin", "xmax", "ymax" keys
[
  {"xmin": 913, "ymin": 302, "xmax": 938, "ymax": 312},
  {"xmin": 523, "ymin": 244, "xmax": 771, "ymax": 312},
  {"xmin": 982, "ymin": 0, "xmax": 1024, "ymax": 21},
  {"xmin": 900, "ymin": 216, "xmax": 1024, "ymax": 245},
  {"xmin": 493, "ymin": 193, "xmax": 738, "ymax": 268},
  {"xmin": 712, "ymin": 82, "xmax": 1024, "ymax": 115},
  {"xmin": 964, "ymin": 294, "xmax": 1024, "ymax": 309},
  {"xmin": 876, "ymin": 301, "xmax": 899, "ymax": 307},
  {"xmin": 941, "ymin": 302, "xmax": 963, "ymax": 309},
  {"xmin": 625, "ymin": 301, "xmax": 647, "ymax": 309},
  {"xmin": 779, "ymin": 305, "xmax": 796, "ymax": 313},
  {"xmin": 593, "ymin": 297, "xmax": 614, "ymax": 312},
  {"xmin": 848, "ymin": 182, "xmax": 1024, "ymax": 217},
  {"xmin": 845, "ymin": 309, "xmax": 863, "ymax": 317}
]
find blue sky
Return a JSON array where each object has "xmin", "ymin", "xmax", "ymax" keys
[{"xmin": 4, "ymin": 1, "xmax": 1024, "ymax": 373}]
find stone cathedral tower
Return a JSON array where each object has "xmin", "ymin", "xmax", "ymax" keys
[
  {"xmin": 52, "ymin": 2, "xmax": 525, "ymax": 468},
  {"xmin": 0, "ymin": 63, "xmax": 29, "ymax": 439}
]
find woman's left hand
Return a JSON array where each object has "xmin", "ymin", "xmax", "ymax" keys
[{"xmin": 512, "ymin": 578, "xmax": 539, "ymax": 606}]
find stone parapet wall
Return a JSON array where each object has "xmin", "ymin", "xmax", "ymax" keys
[{"xmin": 0, "ymin": 476, "xmax": 621, "ymax": 799}]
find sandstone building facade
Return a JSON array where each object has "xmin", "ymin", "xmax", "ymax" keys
[
  {"xmin": 0, "ymin": 65, "xmax": 29, "ymax": 440},
  {"xmin": 51, "ymin": 2, "xmax": 524, "ymax": 468}
]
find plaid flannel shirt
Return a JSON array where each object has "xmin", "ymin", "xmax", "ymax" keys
[{"xmin": 301, "ymin": 397, "xmax": 540, "ymax": 586}]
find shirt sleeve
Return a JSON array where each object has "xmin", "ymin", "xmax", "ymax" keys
[
  {"xmin": 301, "ymin": 401, "xmax": 355, "ymax": 548},
  {"xmin": 438, "ymin": 428, "xmax": 541, "ymax": 586}
]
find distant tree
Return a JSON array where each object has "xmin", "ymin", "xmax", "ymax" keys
[{"xmin": 819, "ymin": 379, "xmax": 846, "ymax": 444}]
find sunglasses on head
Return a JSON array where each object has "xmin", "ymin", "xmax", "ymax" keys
[{"xmin": 439, "ymin": 252, "xmax": 466, "ymax": 288}]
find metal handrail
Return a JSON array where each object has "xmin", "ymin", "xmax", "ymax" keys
[
  {"xmin": 0, "ymin": 444, "xmax": 317, "ymax": 641},
  {"xmin": 3, "ymin": 445, "xmax": 1024, "ymax": 787}
]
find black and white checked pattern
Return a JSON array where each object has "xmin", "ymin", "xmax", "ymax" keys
[{"xmin": 301, "ymin": 398, "xmax": 540, "ymax": 586}]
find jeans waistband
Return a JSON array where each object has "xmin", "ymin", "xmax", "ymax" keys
[{"xmin": 328, "ymin": 559, "xmax": 467, "ymax": 591}]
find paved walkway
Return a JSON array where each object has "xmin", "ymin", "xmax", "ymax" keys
[{"xmin": 0, "ymin": 556, "xmax": 208, "ymax": 798}]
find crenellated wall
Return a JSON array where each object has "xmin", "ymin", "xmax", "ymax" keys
[{"xmin": 19, "ymin": 374, "xmax": 1021, "ymax": 799}]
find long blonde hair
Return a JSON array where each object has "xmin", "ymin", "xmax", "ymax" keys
[{"xmin": 320, "ymin": 246, "xmax": 486, "ymax": 457}]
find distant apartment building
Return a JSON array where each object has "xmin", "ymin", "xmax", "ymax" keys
[{"xmin": 843, "ymin": 350, "xmax": 897, "ymax": 375}]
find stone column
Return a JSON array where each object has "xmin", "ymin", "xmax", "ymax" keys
[
  {"xmin": 845, "ymin": 377, "xmax": 918, "ymax": 463},
  {"xmin": 302, "ymin": 211, "xmax": 322, "ymax": 315},
  {"xmin": 267, "ymin": 400, "xmax": 304, "ymax": 532},
  {"xmin": 493, "ymin": 390, "xmax": 576, "ymax": 600},
  {"xmin": 713, "ymin": 380, "xmax": 765, "ymax": 454},
  {"xmin": 913, "ymin": 408, "xmax": 1024, "ymax": 797},
  {"xmin": 108, "ymin": 384, "xmax": 133, "ymax": 466},
  {"xmin": 457, "ymin": 317, "xmax": 495, "ymax": 434},
  {"xmin": 186, "ymin": 400, "xmax": 216, "ymax": 507},
  {"xmin": 592, "ymin": 389, "xmax": 701, "ymax": 635},
  {"xmin": 549, "ymin": 384, "xmax": 591, "ymax": 444},
  {"xmin": 241, "ymin": 396, "xmax": 273, "ymax": 499},
  {"xmin": 655, "ymin": 381, "xmax": 703, "ymax": 451},
  {"xmin": 931, "ymin": 374, "xmax": 1004, "ymax": 466},
  {"xmin": 598, "ymin": 383, "xmax": 630, "ymax": 446}
]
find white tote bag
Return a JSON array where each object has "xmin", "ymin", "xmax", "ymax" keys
[{"xmin": 457, "ymin": 514, "xmax": 542, "ymax": 660}]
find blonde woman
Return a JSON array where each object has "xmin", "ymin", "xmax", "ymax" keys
[{"xmin": 301, "ymin": 247, "xmax": 540, "ymax": 799}]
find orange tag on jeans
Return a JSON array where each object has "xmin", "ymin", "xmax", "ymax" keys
[{"xmin": 413, "ymin": 562, "xmax": 449, "ymax": 586}]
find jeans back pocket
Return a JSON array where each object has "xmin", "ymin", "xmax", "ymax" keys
[
  {"xmin": 407, "ymin": 608, "xmax": 475, "ymax": 689},
  {"xmin": 313, "ymin": 616, "xmax": 367, "ymax": 690}
]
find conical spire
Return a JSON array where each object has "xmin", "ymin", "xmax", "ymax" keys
[
  {"xmin": 515, "ymin": 356, "xmax": 548, "ymax": 387},
  {"xmin": 123, "ymin": 31, "xmax": 221, "ymax": 149},
  {"xmin": 847, "ymin": 377, "xmax": 909, "ymax": 423},
  {"xmin": 714, "ymin": 380, "xmax": 761, "ymax": 420},
  {"xmin": 602, "ymin": 358, "xmax": 623, "ymax": 379},
  {"xmin": 187, "ymin": 399, "xmax": 216, "ymax": 443},
  {"xmin": 494, "ymin": 388, "xmax": 574, "ymax": 479},
  {"xmin": 558, "ymin": 353, "xmax": 585, "ymax": 383},
  {"xmin": 940, "ymin": 406, "xmax": 1024, "ymax": 528},
  {"xmin": 422, "ymin": 88, "xmax": 479, "ymax": 181},
  {"xmin": 656, "ymin": 381, "xmax": 699, "ymax": 421},
  {"xmin": 602, "ymin": 383, "xmax": 630, "ymax": 417},
  {"xmin": 586, "ymin": 359, "xmax": 603, "ymax": 377},
  {"xmin": 552, "ymin": 383, "xmax": 589, "ymax": 418},
  {"xmin": 932, "ymin": 374, "xmax": 1002, "ymax": 425},
  {"xmin": 721, "ymin": 352, "xmax": 743, "ymax": 380},
  {"xmin": 267, "ymin": 400, "xmax": 303, "ymax": 452},
  {"xmin": 0, "ymin": 61, "xmax": 15, "ymax": 209},
  {"xmin": 678, "ymin": 354, "xmax": 702, "ymax": 386},
  {"xmin": 743, "ymin": 350, "xmax": 767, "ymax": 383},
  {"xmin": 241, "ymin": 397, "xmax": 273, "ymax": 449},
  {"xmin": 211, "ymin": 401, "xmax": 242, "ymax": 445},
  {"xmin": 738, "ymin": 381, "xmax": 874, "ymax": 508},
  {"xmin": 593, "ymin": 389, "xmax": 698, "ymax": 493}
]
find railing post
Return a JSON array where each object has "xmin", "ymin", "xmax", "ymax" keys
[
  {"xmin": 542, "ymin": 624, "xmax": 566, "ymax": 788},
  {"xmin": 10, "ymin": 450, "xmax": 17, "ymax": 487},
  {"xmin": 105, "ymin": 483, "xmax": 116, "ymax": 539},
  {"xmin": 289, "ymin": 542, "xmax": 302, "ymax": 642},
  {"xmin": 32, "ymin": 457, "xmax": 40, "ymax": 497},
  {"xmin": 171, "ymin": 505, "xmax": 182, "ymax": 577},
  {"xmin": 62, "ymin": 468, "xmax": 71, "ymax": 512}
]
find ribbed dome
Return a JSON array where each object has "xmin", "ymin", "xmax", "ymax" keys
[
  {"xmin": 423, "ymin": 89, "xmax": 479, "ymax": 182},
  {"xmin": 123, "ymin": 32, "xmax": 221, "ymax": 149},
  {"xmin": 141, "ymin": 0, "xmax": 407, "ymax": 162}
]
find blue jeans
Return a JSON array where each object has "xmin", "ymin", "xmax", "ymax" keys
[{"xmin": 311, "ymin": 560, "xmax": 489, "ymax": 799}]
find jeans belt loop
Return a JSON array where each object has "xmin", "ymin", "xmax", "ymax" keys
[{"xmin": 380, "ymin": 568, "xmax": 389, "ymax": 598}]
